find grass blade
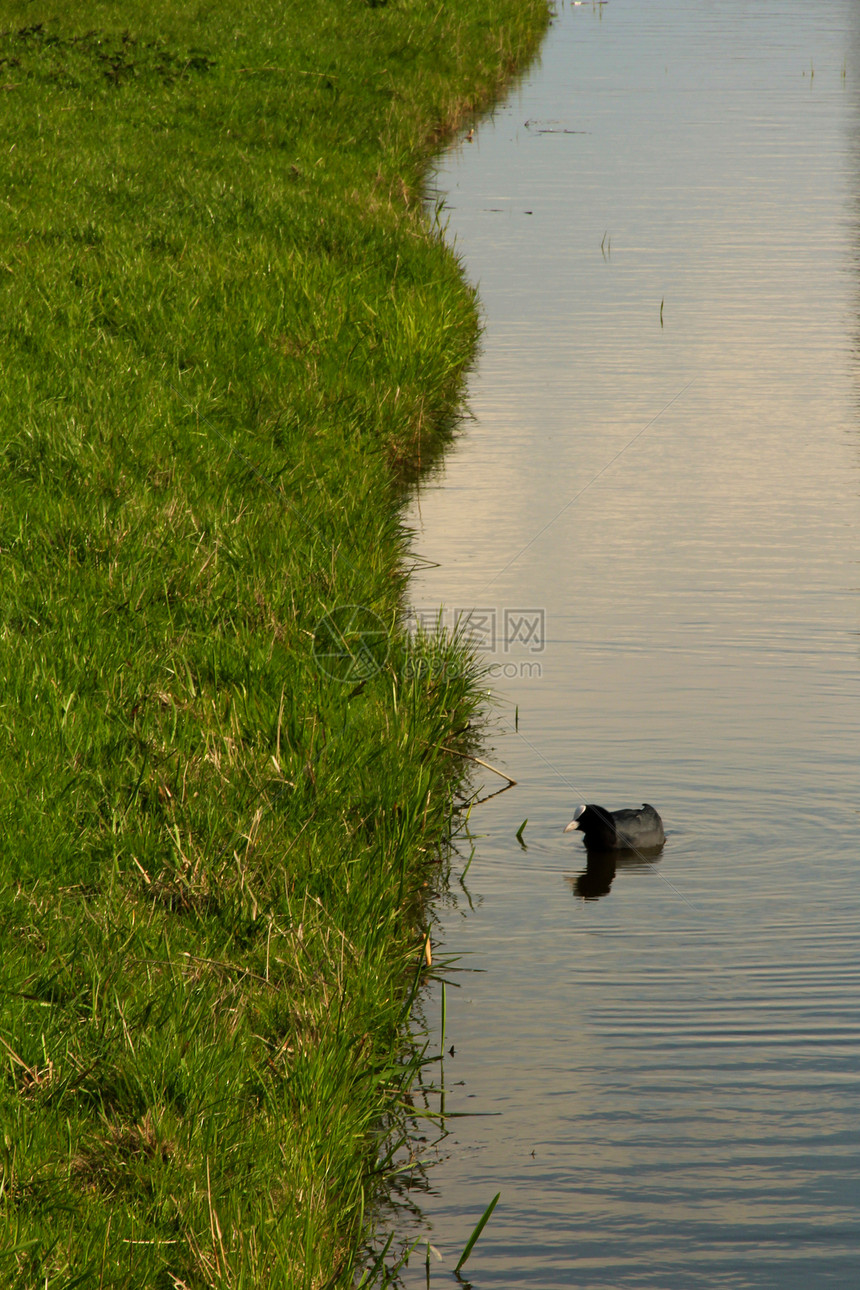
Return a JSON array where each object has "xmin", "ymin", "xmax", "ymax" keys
[{"xmin": 454, "ymin": 1192, "xmax": 500, "ymax": 1272}]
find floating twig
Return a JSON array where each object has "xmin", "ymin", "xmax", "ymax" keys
[{"xmin": 437, "ymin": 746, "xmax": 517, "ymax": 786}]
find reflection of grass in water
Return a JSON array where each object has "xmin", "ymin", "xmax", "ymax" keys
[{"xmin": 0, "ymin": 0, "xmax": 549, "ymax": 1282}]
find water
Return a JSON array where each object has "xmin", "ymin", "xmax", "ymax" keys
[{"xmin": 397, "ymin": 1, "xmax": 860, "ymax": 1286}]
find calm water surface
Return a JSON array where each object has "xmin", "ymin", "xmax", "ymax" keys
[{"xmin": 399, "ymin": 2, "xmax": 860, "ymax": 1286}]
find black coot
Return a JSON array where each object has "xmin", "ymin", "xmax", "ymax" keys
[{"xmin": 564, "ymin": 803, "xmax": 665, "ymax": 851}]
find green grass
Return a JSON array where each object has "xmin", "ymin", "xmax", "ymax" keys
[{"xmin": 0, "ymin": 0, "xmax": 549, "ymax": 1285}]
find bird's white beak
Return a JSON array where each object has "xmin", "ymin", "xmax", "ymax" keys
[{"xmin": 563, "ymin": 819, "xmax": 582, "ymax": 833}]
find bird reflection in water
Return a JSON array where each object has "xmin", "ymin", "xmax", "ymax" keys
[{"xmin": 567, "ymin": 843, "xmax": 665, "ymax": 901}]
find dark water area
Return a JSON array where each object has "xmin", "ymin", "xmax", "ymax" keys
[{"xmin": 397, "ymin": 1, "xmax": 860, "ymax": 1286}]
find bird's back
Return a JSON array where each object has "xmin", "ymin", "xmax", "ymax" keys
[{"xmin": 612, "ymin": 803, "xmax": 665, "ymax": 848}]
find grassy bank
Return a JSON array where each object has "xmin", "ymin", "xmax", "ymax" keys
[{"xmin": 0, "ymin": 0, "xmax": 549, "ymax": 1285}]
